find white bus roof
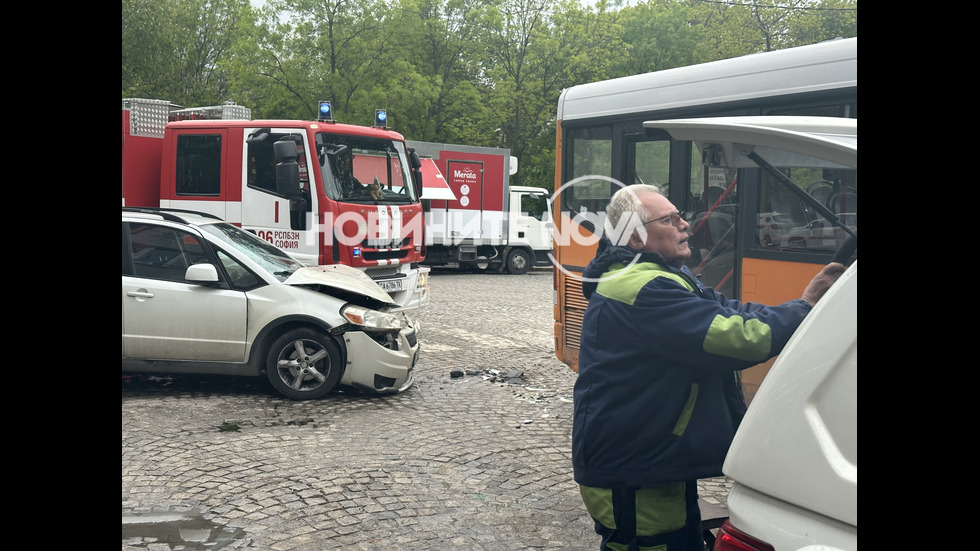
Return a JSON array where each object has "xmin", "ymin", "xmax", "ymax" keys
[{"xmin": 557, "ymin": 37, "xmax": 856, "ymax": 123}]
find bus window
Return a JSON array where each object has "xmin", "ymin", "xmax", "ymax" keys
[
  {"xmin": 563, "ymin": 126, "xmax": 613, "ymax": 216},
  {"xmin": 769, "ymin": 102, "xmax": 856, "ymax": 119},
  {"xmin": 756, "ymin": 167, "xmax": 857, "ymax": 254},
  {"xmin": 685, "ymin": 163, "xmax": 738, "ymax": 296},
  {"xmin": 631, "ymin": 140, "xmax": 670, "ymax": 191}
]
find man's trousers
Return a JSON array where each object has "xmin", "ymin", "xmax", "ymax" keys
[{"xmin": 579, "ymin": 480, "xmax": 704, "ymax": 551}]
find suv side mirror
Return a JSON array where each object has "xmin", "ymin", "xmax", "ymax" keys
[{"xmin": 185, "ymin": 263, "xmax": 219, "ymax": 284}]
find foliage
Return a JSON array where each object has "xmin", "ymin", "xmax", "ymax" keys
[
  {"xmin": 123, "ymin": 0, "xmax": 857, "ymax": 190},
  {"xmin": 123, "ymin": 0, "xmax": 254, "ymax": 105}
]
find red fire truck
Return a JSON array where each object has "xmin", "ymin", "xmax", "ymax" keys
[{"xmin": 122, "ymin": 98, "xmax": 430, "ymax": 312}]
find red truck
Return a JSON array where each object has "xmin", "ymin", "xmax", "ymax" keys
[
  {"xmin": 408, "ymin": 140, "xmax": 553, "ymax": 275},
  {"xmin": 122, "ymin": 98, "xmax": 431, "ymax": 312}
]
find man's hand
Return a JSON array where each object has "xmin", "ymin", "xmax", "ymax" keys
[{"xmin": 801, "ymin": 262, "xmax": 847, "ymax": 307}]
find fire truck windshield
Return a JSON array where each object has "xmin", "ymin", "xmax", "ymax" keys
[{"xmin": 318, "ymin": 134, "xmax": 418, "ymax": 203}]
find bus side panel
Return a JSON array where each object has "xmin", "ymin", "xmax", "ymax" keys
[
  {"xmin": 555, "ymin": 269, "xmax": 588, "ymax": 372},
  {"xmin": 739, "ymin": 257, "xmax": 823, "ymax": 402},
  {"xmin": 740, "ymin": 257, "xmax": 822, "ymax": 305},
  {"xmin": 552, "ymin": 204, "xmax": 600, "ymax": 371}
]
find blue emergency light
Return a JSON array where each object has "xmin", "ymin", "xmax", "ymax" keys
[
  {"xmin": 375, "ymin": 109, "xmax": 387, "ymax": 128},
  {"xmin": 318, "ymin": 101, "xmax": 333, "ymax": 122}
]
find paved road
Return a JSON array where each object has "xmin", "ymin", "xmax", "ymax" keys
[{"xmin": 122, "ymin": 268, "xmax": 731, "ymax": 550}]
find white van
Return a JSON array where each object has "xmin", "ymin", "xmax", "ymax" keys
[
  {"xmin": 643, "ymin": 116, "xmax": 857, "ymax": 551},
  {"xmin": 718, "ymin": 252, "xmax": 856, "ymax": 550}
]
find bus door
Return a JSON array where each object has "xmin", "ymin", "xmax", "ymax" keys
[
  {"xmin": 685, "ymin": 156, "xmax": 739, "ymax": 298},
  {"xmin": 629, "ymin": 127, "xmax": 739, "ymax": 298}
]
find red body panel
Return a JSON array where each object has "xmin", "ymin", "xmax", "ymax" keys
[{"xmin": 428, "ymin": 150, "xmax": 506, "ymax": 214}]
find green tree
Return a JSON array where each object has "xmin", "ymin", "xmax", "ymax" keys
[
  {"xmin": 484, "ymin": 0, "xmax": 624, "ymax": 189},
  {"xmin": 784, "ymin": 0, "xmax": 858, "ymax": 45},
  {"xmin": 685, "ymin": 0, "xmax": 857, "ymax": 62},
  {"xmin": 384, "ymin": 0, "xmax": 496, "ymax": 143},
  {"xmin": 123, "ymin": 0, "xmax": 254, "ymax": 105},
  {"xmin": 613, "ymin": 0, "xmax": 700, "ymax": 76},
  {"xmin": 230, "ymin": 0, "xmax": 404, "ymax": 123},
  {"xmin": 686, "ymin": 0, "xmax": 762, "ymax": 61},
  {"xmin": 224, "ymin": 1, "xmax": 311, "ymax": 118},
  {"xmin": 122, "ymin": 0, "xmax": 179, "ymax": 98}
]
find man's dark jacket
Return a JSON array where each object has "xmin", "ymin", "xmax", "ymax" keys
[{"xmin": 571, "ymin": 240, "xmax": 812, "ymax": 488}]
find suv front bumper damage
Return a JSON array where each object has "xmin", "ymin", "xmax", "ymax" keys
[{"xmin": 340, "ymin": 326, "xmax": 419, "ymax": 394}]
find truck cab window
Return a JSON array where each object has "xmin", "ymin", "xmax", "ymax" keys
[
  {"xmin": 247, "ymin": 133, "xmax": 308, "ymax": 196},
  {"xmin": 176, "ymin": 135, "xmax": 222, "ymax": 196},
  {"xmin": 521, "ymin": 194, "xmax": 548, "ymax": 221}
]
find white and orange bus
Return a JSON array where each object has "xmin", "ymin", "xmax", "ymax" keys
[{"xmin": 551, "ymin": 37, "xmax": 857, "ymax": 400}]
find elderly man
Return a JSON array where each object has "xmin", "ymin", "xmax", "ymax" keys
[{"xmin": 572, "ymin": 184, "xmax": 843, "ymax": 550}]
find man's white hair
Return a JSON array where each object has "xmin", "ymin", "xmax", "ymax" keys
[{"xmin": 603, "ymin": 184, "xmax": 664, "ymax": 245}]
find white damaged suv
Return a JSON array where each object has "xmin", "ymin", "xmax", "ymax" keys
[{"xmin": 122, "ymin": 207, "xmax": 419, "ymax": 400}]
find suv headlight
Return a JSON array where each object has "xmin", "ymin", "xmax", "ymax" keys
[{"xmin": 341, "ymin": 305, "xmax": 404, "ymax": 331}]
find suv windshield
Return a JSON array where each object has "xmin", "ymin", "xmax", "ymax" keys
[
  {"xmin": 317, "ymin": 134, "xmax": 418, "ymax": 203},
  {"xmin": 201, "ymin": 223, "xmax": 305, "ymax": 281}
]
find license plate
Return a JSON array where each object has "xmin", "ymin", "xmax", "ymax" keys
[{"xmin": 377, "ymin": 279, "xmax": 406, "ymax": 292}]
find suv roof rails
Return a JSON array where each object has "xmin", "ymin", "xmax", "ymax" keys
[{"xmin": 122, "ymin": 207, "xmax": 224, "ymax": 223}]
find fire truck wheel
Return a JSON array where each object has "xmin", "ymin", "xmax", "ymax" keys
[
  {"xmin": 266, "ymin": 328, "xmax": 342, "ymax": 400},
  {"xmin": 507, "ymin": 249, "xmax": 532, "ymax": 275}
]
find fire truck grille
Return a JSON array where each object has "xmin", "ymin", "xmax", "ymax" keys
[
  {"xmin": 365, "ymin": 266, "xmax": 401, "ymax": 279},
  {"xmin": 363, "ymin": 250, "xmax": 409, "ymax": 261},
  {"xmin": 361, "ymin": 237, "xmax": 410, "ymax": 249}
]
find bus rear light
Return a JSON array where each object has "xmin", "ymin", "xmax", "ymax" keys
[{"xmin": 712, "ymin": 519, "xmax": 775, "ymax": 551}]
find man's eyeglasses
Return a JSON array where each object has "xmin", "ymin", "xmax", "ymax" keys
[{"xmin": 643, "ymin": 211, "xmax": 684, "ymax": 227}]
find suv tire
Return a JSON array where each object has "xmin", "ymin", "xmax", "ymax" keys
[{"xmin": 266, "ymin": 328, "xmax": 342, "ymax": 400}]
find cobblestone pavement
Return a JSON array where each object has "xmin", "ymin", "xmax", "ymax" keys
[{"xmin": 122, "ymin": 268, "xmax": 732, "ymax": 550}]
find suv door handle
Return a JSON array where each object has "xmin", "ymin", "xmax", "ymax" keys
[{"xmin": 127, "ymin": 290, "xmax": 155, "ymax": 299}]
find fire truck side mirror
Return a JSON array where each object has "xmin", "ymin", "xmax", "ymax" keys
[
  {"xmin": 274, "ymin": 139, "xmax": 302, "ymax": 199},
  {"xmin": 409, "ymin": 149, "xmax": 423, "ymax": 199}
]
